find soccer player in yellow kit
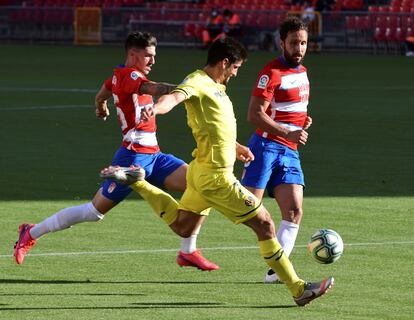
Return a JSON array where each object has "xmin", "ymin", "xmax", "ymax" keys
[{"xmin": 106, "ymin": 37, "xmax": 334, "ymax": 306}]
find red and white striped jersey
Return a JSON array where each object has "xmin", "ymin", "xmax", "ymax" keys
[
  {"xmin": 104, "ymin": 66, "xmax": 159, "ymax": 154},
  {"xmin": 251, "ymin": 57, "xmax": 310, "ymax": 151}
]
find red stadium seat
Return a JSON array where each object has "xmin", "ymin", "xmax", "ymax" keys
[
  {"xmin": 385, "ymin": 27, "xmax": 397, "ymax": 42},
  {"xmin": 378, "ymin": 6, "xmax": 389, "ymax": 13},
  {"xmin": 245, "ymin": 12, "xmax": 263, "ymax": 27},
  {"xmin": 375, "ymin": 15, "xmax": 387, "ymax": 29},
  {"xmin": 395, "ymin": 27, "xmax": 405, "ymax": 41},
  {"xmin": 74, "ymin": 0, "xmax": 84, "ymax": 7},
  {"xmin": 345, "ymin": 15, "xmax": 356, "ymax": 29},
  {"xmin": 386, "ymin": 15, "xmax": 400, "ymax": 29},
  {"xmin": 389, "ymin": 4, "xmax": 401, "ymax": 12},
  {"xmin": 44, "ymin": 0, "xmax": 57, "ymax": 6},
  {"xmin": 373, "ymin": 26, "xmax": 387, "ymax": 54},
  {"xmin": 374, "ymin": 26, "xmax": 386, "ymax": 42},
  {"xmin": 356, "ymin": 16, "xmax": 370, "ymax": 30},
  {"xmin": 352, "ymin": 0, "xmax": 364, "ymax": 9},
  {"xmin": 368, "ymin": 5, "xmax": 379, "ymax": 12},
  {"xmin": 185, "ymin": 22, "xmax": 203, "ymax": 39},
  {"xmin": 184, "ymin": 23, "xmax": 195, "ymax": 37}
]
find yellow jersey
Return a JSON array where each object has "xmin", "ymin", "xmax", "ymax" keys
[{"xmin": 173, "ymin": 69, "xmax": 237, "ymax": 169}]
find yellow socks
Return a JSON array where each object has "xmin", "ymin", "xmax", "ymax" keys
[
  {"xmin": 259, "ymin": 238, "xmax": 305, "ymax": 297},
  {"xmin": 130, "ymin": 181, "xmax": 178, "ymax": 225}
]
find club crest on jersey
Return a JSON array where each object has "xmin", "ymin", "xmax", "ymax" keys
[
  {"xmin": 244, "ymin": 196, "xmax": 255, "ymax": 207},
  {"xmin": 130, "ymin": 71, "xmax": 140, "ymax": 81},
  {"xmin": 108, "ymin": 182, "xmax": 117, "ymax": 193},
  {"xmin": 257, "ymin": 75, "xmax": 269, "ymax": 89},
  {"xmin": 214, "ymin": 90, "xmax": 227, "ymax": 98}
]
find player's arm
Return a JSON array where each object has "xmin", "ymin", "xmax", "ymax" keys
[
  {"xmin": 303, "ymin": 116, "xmax": 313, "ymax": 130},
  {"xmin": 141, "ymin": 91, "xmax": 186, "ymax": 121},
  {"xmin": 236, "ymin": 142, "xmax": 254, "ymax": 163},
  {"xmin": 247, "ymin": 96, "xmax": 308, "ymax": 145},
  {"xmin": 140, "ymin": 81, "xmax": 176, "ymax": 97},
  {"xmin": 95, "ymin": 84, "xmax": 112, "ymax": 120}
]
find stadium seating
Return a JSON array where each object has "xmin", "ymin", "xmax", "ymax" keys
[{"xmin": 2, "ymin": 0, "xmax": 413, "ymax": 54}]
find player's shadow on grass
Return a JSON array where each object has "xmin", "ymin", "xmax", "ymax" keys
[
  {"xmin": 0, "ymin": 303, "xmax": 296, "ymax": 310},
  {"xmin": 0, "ymin": 279, "xmax": 265, "ymax": 285},
  {"xmin": 0, "ymin": 293, "xmax": 145, "ymax": 296}
]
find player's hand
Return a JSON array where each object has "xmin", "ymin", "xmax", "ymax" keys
[
  {"xmin": 141, "ymin": 106, "xmax": 156, "ymax": 122},
  {"xmin": 303, "ymin": 116, "xmax": 313, "ymax": 130},
  {"xmin": 286, "ymin": 129, "xmax": 308, "ymax": 145},
  {"xmin": 236, "ymin": 144, "xmax": 255, "ymax": 163},
  {"xmin": 96, "ymin": 103, "xmax": 110, "ymax": 120}
]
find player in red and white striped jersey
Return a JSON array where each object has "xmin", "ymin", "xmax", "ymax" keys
[
  {"xmin": 241, "ymin": 17, "xmax": 313, "ymax": 283},
  {"xmin": 14, "ymin": 32, "xmax": 218, "ymax": 271},
  {"xmin": 103, "ymin": 67, "xmax": 159, "ymax": 154}
]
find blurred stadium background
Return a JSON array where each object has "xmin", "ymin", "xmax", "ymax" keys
[{"xmin": 0, "ymin": 0, "xmax": 413, "ymax": 54}]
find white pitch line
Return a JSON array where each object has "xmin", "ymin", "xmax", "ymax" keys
[
  {"xmin": 1, "ymin": 241, "xmax": 413, "ymax": 259},
  {"xmin": 1, "ymin": 105, "xmax": 92, "ymax": 111}
]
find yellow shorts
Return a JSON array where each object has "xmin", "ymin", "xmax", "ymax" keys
[{"xmin": 178, "ymin": 161, "xmax": 262, "ymax": 224}]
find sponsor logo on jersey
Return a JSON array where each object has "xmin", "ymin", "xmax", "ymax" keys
[
  {"xmin": 112, "ymin": 75, "xmax": 117, "ymax": 86},
  {"xmin": 257, "ymin": 74, "xmax": 269, "ymax": 89},
  {"xmin": 108, "ymin": 182, "xmax": 117, "ymax": 193},
  {"xmin": 299, "ymin": 82, "xmax": 310, "ymax": 103},
  {"xmin": 131, "ymin": 71, "xmax": 140, "ymax": 80}
]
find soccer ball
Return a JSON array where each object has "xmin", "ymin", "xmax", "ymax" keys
[{"xmin": 307, "ymin": 229, "xmax": 344, "ymax": 264}]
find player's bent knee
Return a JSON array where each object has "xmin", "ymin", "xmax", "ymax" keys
[
  {"xmin": 284, "ymin": 207, "xmax": 303, "ymax": 224},
  {"xmin": 85, "ymin": 202, "xmax": 105, "ymax": 221},
  {"xmin": 260, "ymin": 219, "xmax": 275, "ymax": 238}
]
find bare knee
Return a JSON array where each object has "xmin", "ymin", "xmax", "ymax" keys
[
  {"xmin": 258, "ymin": 217, "xmax": 276, "ymax": 239},
  {"xmin": 169, "ymin": 210, "xmax": 201, "ymax": 238},
  {"xmin": 92, "ymin": 189, "xmax": 116, "ymax": 215},
  {"xmin": 284, "ymin": 207, "xmax": 303, "ymax": 224},
  {"xmin": 244, "ymin": 208, "xmax": 276, "ymax": 240}
]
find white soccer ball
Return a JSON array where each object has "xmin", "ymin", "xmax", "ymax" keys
[{"xmin": 307, "ymin": 229, "xmax": 344, "ymax": 264}]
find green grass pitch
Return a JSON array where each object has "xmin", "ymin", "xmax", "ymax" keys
[{"xmin": 0, "ymin": 44, "xmax": 413, "ymax": 319}]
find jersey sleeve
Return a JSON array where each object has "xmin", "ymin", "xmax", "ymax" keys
[
  {"xmin": 172, "ymin": 76, "xmax": 198, "ymax": 99},
  {"xmin": 121, "ymin": 70, "xmax": 149, "ymax": 95},
  {"xmin": 251, "ymin": 67, "xmax": 281, "ymax": 102}
]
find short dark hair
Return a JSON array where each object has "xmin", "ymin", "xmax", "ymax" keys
[
  {"xmin": 206, "ymin": 36, "xmax": 247, "ymax": 66},
  {"xmin": 125, "ymin": 31, "xmax": 157, "ymax": 51},
  {"xmin": 279, "ymin": 17, "xmax": 308, "ymax": 41}
]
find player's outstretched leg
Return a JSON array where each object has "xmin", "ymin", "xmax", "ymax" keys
[
  {"xmin": 14, "ymin": 224, "xmax": 37, "ymax": 265},
  {"xmin": 294, "ymin": 277, "xmax": 335, "ymax": 306},
  {"xmin": 99, "ymin": 165, "xmax": 220, "ymax": 271},
  {"xmin": 100, "ymin": 165, "xmax": 145, "ymax": 184},
  {"xmin": 176, "ymin": 249, "xmax": 219, "ymax": 271},
  {"xmin": 100, "ymin": 164, "xmax": 179, "ymax": 224}
]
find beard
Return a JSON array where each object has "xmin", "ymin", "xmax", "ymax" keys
[{"xmin": 283, "ymin": 51, "xmax": 304, "ymax": 68}]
